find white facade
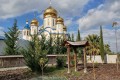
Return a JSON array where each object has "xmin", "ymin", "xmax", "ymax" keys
[
  {"xmin": 86, "ymin": 54, "xmax": 117, "ymax": 63},
  {"xmin": 22, "ymin": 29, "xmax": 30, "ymax": 41},
  {"xmin": 30, "ymin": 25, "xmax": 38, "ymax": 35}
]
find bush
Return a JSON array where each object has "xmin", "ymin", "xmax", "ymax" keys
[{"xmin": 56, "ymin": 56, "xmax": 66, "ymax": 68}]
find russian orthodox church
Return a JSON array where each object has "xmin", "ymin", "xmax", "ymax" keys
[{"xmin": 22, "ymin": 6, "xmax": 67, "ymax": 41}]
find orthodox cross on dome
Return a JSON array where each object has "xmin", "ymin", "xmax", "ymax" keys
[
  {"xmin": 49, "ymin": 0, "xmax": 52, "ymax": 6},
  {"xmin": 34, "ymin": 11, "xmax": 36, "ymax": 18}
]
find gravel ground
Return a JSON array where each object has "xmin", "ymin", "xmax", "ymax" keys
[
  {"xmin": 68, "ymin": 64, "xmax": 120, "ymax": 80},
  {"xmin": 0, "ymin": 68, "xmax": 33, "ymax": 80},
  {"xmin": 0, "ymin": 64, "xmax": 120, "ymax": 80}
]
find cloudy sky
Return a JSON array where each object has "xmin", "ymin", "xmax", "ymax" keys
[{"xmin": 0, "ymin": 0, "xmax": 120, "ymax": 52}]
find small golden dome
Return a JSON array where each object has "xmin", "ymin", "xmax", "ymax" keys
[
  {"xmin": 56, "ymin": 16, "xmax": 64, "ymax": 24},
  {"xmin": 57, "ymin": 17, "xmax": 64, "ymax": 22},
  {"xmin": 31, "ymin": 19, "xmax": 39, "ymax": 26},
  {"xmin": 44, "ymin": 6, "xmax": 57, "ymax": 18},
  {"xmin": 63, "ymin": 26, "xmax": 67, "ymax": 31}
]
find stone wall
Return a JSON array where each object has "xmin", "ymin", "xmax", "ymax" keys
[
  {"xmin": 0, "ymin": 55, "xmax": 25, "ymax": 68},
  {"xmin": 0, "ymin": 55, "xmax": 66, "ymax": 68},
  {"xmin": 0, "ymin": 54, "xmax": 118, "ymax": 68}
]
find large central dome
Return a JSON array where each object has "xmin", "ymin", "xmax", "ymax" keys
[{"xmin": 44, "ymin": 6, "xmax": 57, "ymax": 18}]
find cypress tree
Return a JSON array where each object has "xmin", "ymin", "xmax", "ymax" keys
[
  {"xmin": 4, "ymin": 19, "xmax": 20, "ymax": 55},
  {"xmin": 71, "ymin": 33, "xmax": 74, "ymax": 41},
  {"xmin": 100, "ymin": 26, "xmax": 105, "ymax": 62},
  {"xmin": 67, "ymin": 33, "xmax": 71, "ymax": 41},
  {"xmin": 76, "ymin": 29, "xmax": 81, "ymax": 41},
  {"xmin": 76, "ymin": 29, "xmax": 82, "ymax": 60}
]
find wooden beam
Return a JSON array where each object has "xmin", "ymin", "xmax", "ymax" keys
[
  {"xmin": 83, "ymin": 48, "xmax": 87, "ymax": 73},
  {"xmin": 74, "ymin": 48, "xmax": 77, "ymax": 72},
  {"xmin": 67, "ymin": 45, "xmax": 70, "ymax": 73}
]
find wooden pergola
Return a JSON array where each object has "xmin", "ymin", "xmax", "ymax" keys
[{"xmin": 64, "ymin": 41, "xmax": 89, "ymax": 73}]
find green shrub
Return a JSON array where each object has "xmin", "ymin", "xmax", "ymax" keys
[
  {"xmin": 56, "ymin": 56, "xmax": 66, "ymax": 68},
  {"xmin": 22, "ymin": 34, "xmax": 48, "ymax": 73},
  {"xmin": 94, "ymin": 61, "xmax": 99, "ymax": 67}
]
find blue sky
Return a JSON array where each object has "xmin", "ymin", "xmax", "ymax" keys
[{"xmin": 0, "ymin": 0, "xmax": 120, "ymax": 52}]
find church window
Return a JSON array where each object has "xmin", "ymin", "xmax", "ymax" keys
[
  {"xmin": 24, "ymin": 31, "xmax": 26, "ymax": 35},
  {"xmin": 53, "ymin": 19, "xmax": 54, "ymax": 26},
  {"xmin": 34, "ymin": 29, "xmax": 37, "ymax": 34},
  {"xmin": 32, "ymin": 28, "xmax": 33, "ymax": 33},
  {"xmin": 27, "ymin": 31, "xmax": 29, "ymax": 36},
  {"xmin": 48, "ymin": 19, "xmax": 49, "ymax": 26}
]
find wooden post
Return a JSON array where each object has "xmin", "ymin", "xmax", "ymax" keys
[
  {"xmin": 67, "ymin": 46, "xmax": 70, "ymax": 73},
  {"xmin": 74, "ymin": 48, "xmax": 77, "ymax": 72},
  {"xmin": 83, "ymin": 48, "xmax": 87, "ymax": 73}
]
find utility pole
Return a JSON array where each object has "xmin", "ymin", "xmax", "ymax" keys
[{"xmin": 112, "ymin": 22, "xmax": 119, "ymax": 71}]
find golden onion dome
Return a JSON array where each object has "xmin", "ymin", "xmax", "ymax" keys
[
  {"xmin": 31, "ymin": 19, "xmax": 39, "ymax": 26},
  {"xmin": 57, "ymin": 17, "xmax": 64, "ymax": 22},
  {"xmin": 56, "ymin": 16, "xmax": 64, "ymax": 24},
  {"xmin": 44, "ymin": 6, "xmax": 57, "ymax": 18},
  {"xmin": 63, "ymin": 26, "xmax": 67, "ymax": 31}
]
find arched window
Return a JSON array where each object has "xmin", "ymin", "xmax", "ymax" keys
[
  {"xmin": 24, "ymin": 31, "xmax": 26, "ymax": 35},
  {"xmin": 27, "ymin": 31, "xmax": 29, "ymax": 36},
  {"xmin": 53, "ymin": 19, "xmax": 54, "ymax": 26},
  {"xmin": 48, "ymin": 19, "xmax": 49, "ymax": 26}
]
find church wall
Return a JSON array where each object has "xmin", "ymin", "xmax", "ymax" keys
[
  {"xmin": 44, "ymin": 17, "xmax": 56, "ymax": 28},
  {"xmin": 31, "ymin": 26, "xmax": 38, "ymax": 35},
  {"xmin": 56, "ymin": 24, "xmax": 64, "ymax": 33}
]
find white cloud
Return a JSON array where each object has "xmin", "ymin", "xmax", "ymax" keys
[
  {"xmin": 77, "ymin": 0, "xmax": 120, "ymax": 30},
  {"xmin": 0, "ymin": 0, "xmax": 47, "ymax": 19},
  {"xmin": 0, "ymin": 0, "xmax": 89, "ymax": 19},
  {"xmin": 64, "ymin": 18, "xmax": 73, "ymax": 26}
]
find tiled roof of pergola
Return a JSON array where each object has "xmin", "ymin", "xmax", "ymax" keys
[{"xmin": 64, "ymin": 41, "xmax": 89, "ymax": 47}]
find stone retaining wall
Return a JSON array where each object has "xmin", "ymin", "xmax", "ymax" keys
[
  {"xmin": 0, "ymin": 55, "xmax": 25, "ymax": 68},
  {"xmin": 0, "ymin": 54, "xmax": 117, "ymax": 68},
  {"xmin": 0, "ymin": 55, "xmax": 67, "ymax": 68}
]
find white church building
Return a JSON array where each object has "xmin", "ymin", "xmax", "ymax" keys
[{"xmin": 22, "ymin": 6, "xmax": 67, "ymax": 41}]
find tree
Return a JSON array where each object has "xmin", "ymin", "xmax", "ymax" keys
[
  {"xmin": 54, "ymin": 34, "xmax": 61, "ymax": 54},
  {"xmin": 67, "ymin": 33, "xmax": 71, "ymax": 41},
  {"xmin": 22, "ymin": 34, "xmax": 48, "ymax": 73},
  {"xmin": 85, "ymin": 34, "xmax": 100, "ymax": 55},
  {"xmin": 4, "ymin": 19, "xmax": 20, "ymax": 55},
  {"xmin": 53, "ymin": 34, "xmax": 67, "ymax": 54},
  {"xmin": 100, "ymin": 26, "xmax": 105, "ymax": 62},
  {"xmin": 47, "ymin": 33, "xmax": 54, "ymax": 54},
  {"xmin": 85, "ymin": 34, "xmax": 100, "ymax": 80},
  {"xmin": 76, "ymin": 29, "xmax": 82, "ymax": 61},
  {"xmin": 85, "ymin": 34, "xmax": 112, "ymax": 79},
  {"xmin": 39, "ymin": 57, "xmax": 48, "ymax": 78},
  {"xmin": 76, "ymin": 29, "xmax": 81, "ymax": 41},
  {"xmin": 104, "ymin": 44, "xmax": 112, "ymax": 54},
  {"xmin": 71, "ymin": 33, "xmax": 74, "ymax": 41}
]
